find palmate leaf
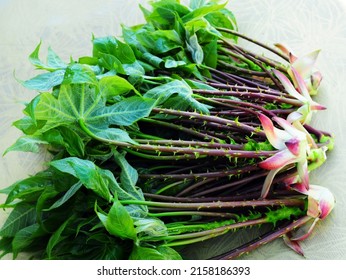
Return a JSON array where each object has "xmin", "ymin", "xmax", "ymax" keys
[{"xmin": 34, "ymin": 83, "xmax": 156, "ymax": 143}]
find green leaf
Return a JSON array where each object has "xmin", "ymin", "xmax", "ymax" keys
[
  {"xmin": 62, "ymin": 64, "xmax": 97, "ymax": 85},
  {"xmin": 164, "ymin": 58, "xmax": 186, "ymax": 68},
  {"xmin": 205, "ymin": 9, "xmax": 238, "ymax": 40},
  {"xmin": 136, "ymin": 30, "xmax": 182, "ymax": 55},
  {"xmin": 45, "ymin": 181, "xmax": 82, "ymax": 211},
  {"xmin": 35, "ymin": 84, "xmax": 155, "ymax": 134},
  {"xmin": 0, "ymin": 171, "xmax": 52, "ymax": 205},
  {"xmin": 3, "ymin": 135, "xmax": 48, "ymax": 156},
  {"xmin": 90, "ymin": 127, "xmax": 136, "ymax": 145},
  {"xmin": 50, "ymin": 157, "xmax": 117, "ymax": 202},
  {"xmin": 0, "ymin": 237, "xmax": 13, "ymax": 259},
  {"xmin": 21, "ymin": 70, "xmax": 65, "ymax": 91},
  {"xmin": 134, "ymin": 217, "xmax": 167, "ymax": 238},
  {"xmin": 13, "ymin": 116, "xmax": 45, "ymax": 135},
  {"xmin": 93, "ymin": 36, "xmax": 136, "ymax": 64},
  {"xmin": 190, "ymin": 0, "xmax": 207, "ymax": 9},
  {"xmin": 182, "ymin": 2, "xmax": 227, "ymax": 23},
  {"xmin": 99, "ymin": 75, "xmax": 140, "ymax": 99},
  {"xmin": 12, "ymin": 223, "xmax": 42, "ymax": 258},
  {"xmin": 92, "ymin": 95, "xmax": 156, "ymax": 127},
  {"xmin": 144, "ymin": 79, "xmax": 209, "ymax": 113},
  {"xmin": 96, "ymin": 200, "xmax": 137, "ymax": 240},
  {"xmin": 98, "ymin": 53, "xmax": 126, "ymax": 74},
  {"xmin": 57, "ymin": 126, "xmax": 86, "ymax": 157},
  {"xmin": 147, "ymin": 0, "xmax": 190, "ymax": 28},
  {"xmin": 203, "ymin": 39, "xmax": 218, "ymax": 67},
  {"xmin": 46, "ymin": 218, "xmax": 71, "ymax": 259},
  {"xmin": 29, "ymin": 41, "xmax": 67, "ymax": 71},
  {"xmin": 0, "ymin": 203, "xmax": 37, "ymax": 237},
  {"xmin": 129, "ymin": 245, "xmax": 182, "ymax": 260},
  {"xmin": 187, "ymin": 33, "xmax": 204, "ymax": 65},
  {"xmin": 113, "ymin": 151, "xmax": 139, "ymax": 197}
]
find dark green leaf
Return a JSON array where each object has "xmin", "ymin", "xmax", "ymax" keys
[
  {"xmin": 113, "ymin": 151, "xmax": 138, "ymax": 196},
  {"xmin": 203, "ymin": 39, "xmax": 218, "ymax": 67},
  {"xmin": 0, "ymin": 203, "xmax": 37, "ymax": 237},
  {"xmin": 45, "ymin": 181, "xmax": 82, "ymax": 211},
  {"xmin": 50, "ymin": 157, "xmax": 117, "ymax": 202},
  {"xmin": 12, "ymin": 224, "xmax": 42, "ymax": 258},
  {"xmin": 0, "ymin": 171, "xmax": 52, "ymax": 205},
  {"xmin": 46, "ymin": 218, "xmax": 71, "ymax": 259}
]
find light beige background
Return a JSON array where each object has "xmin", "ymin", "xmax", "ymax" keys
[{"xmin": 1, "ymin": 0, "xmax": 345, "ymax": 259}]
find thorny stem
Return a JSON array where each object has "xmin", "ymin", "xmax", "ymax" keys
[
  {"xmin": 151, "ymin": 108, "xmax": 266, "ymax": 137},
  {"xmin": 192, "ymin": 89, "xmax": 302, "ymax": 107},
  {"xmin": 222, "ymin": 41, "xmax": 285, "ymax": 91},
  {"xmin": 147, "ymin": 211, "xmax": 238, "ymax": 218},
  {"xmin": 139, "ymin": 165, "xmax": 260, "ymax": 180},
  {"xmin": 140, "ymin": 118, "xmax": 221, "ymax": 142},
  {"xmin": 160, "ymin": 218, "xmax": 268, "ymax": 246},
  {"xmin": 134, "ymin": 139, "xmax": 244, "ymax": 150},
  {"xmin": 210, "ymin": 215, "xmax": 312, "ymax": 259},
  {"xmin": 80, "ymin": 119, "xmax": 272, "ymax": 159},
  {"xmin": 120, "ymin": 198, "xmax": 305, "ymax": 210},
  {"xmin": 216, "ymin": 27, "xmax": 289, "ymax": 62}
]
